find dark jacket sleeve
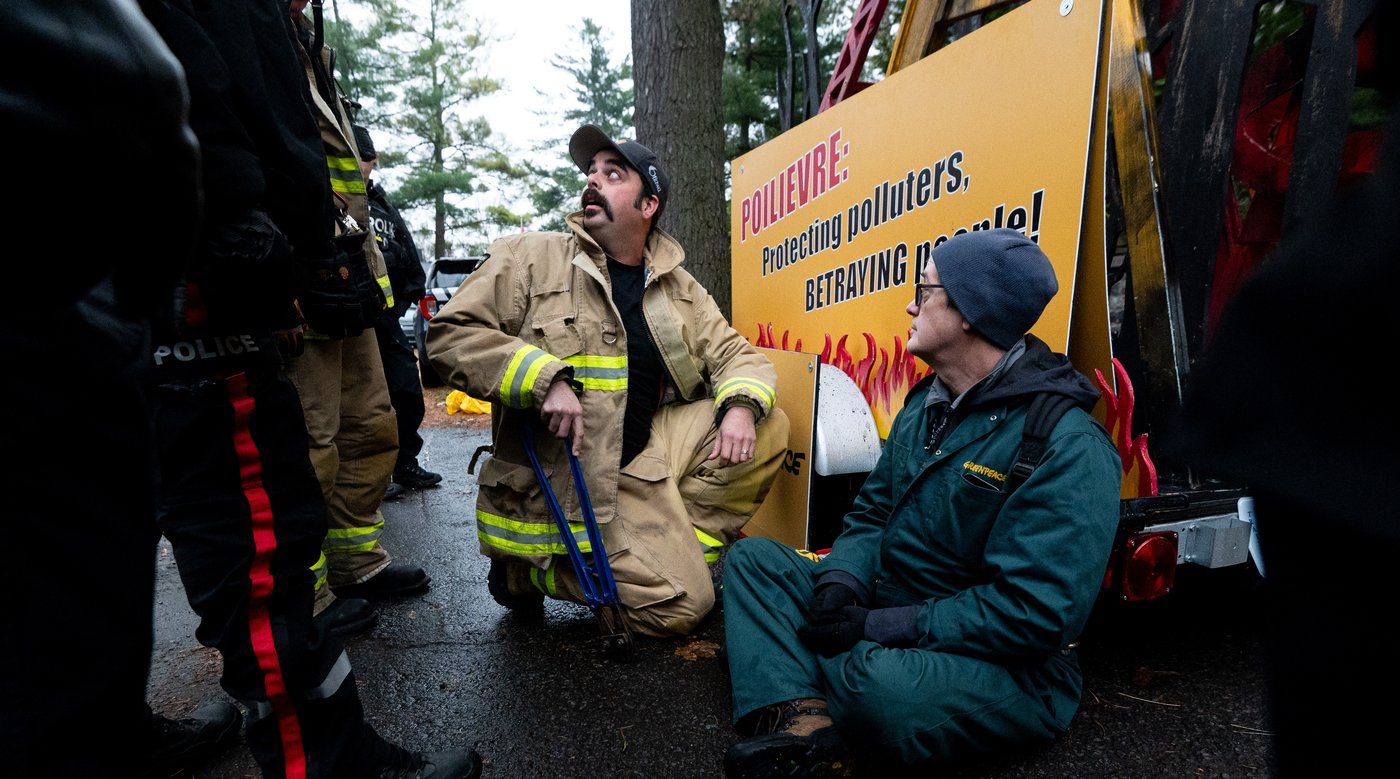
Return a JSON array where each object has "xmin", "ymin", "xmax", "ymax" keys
[
  {"xmin": 188, "ymin": 0, "xmax": 335, "ymax": 262},
  {"xmin": 140, "ymin": 0, "xmax": 262, "ymax": 224},
  {"xmin": 8, "ymin": 0, "xmax": 197, "ymax": 317},
  {"xmin": 377, "ymin": 194, "xmax": 425, "ymax": 316},
  {"xmin": 916, "ymin": 426, "xmax": 1121, "ymax": 659}
]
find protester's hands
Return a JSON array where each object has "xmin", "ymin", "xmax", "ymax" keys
[
  {"xmin": 808, "ymin": 582, "xmax": 861, "ymax": 622},
  {"xmin": 708, "ymin": 404, "xmax": 757, "ymax": 467},
  {"xmin": 798, "ymin": 605, "xmax": 869, "ymax": 657},
  {"xmin": 540, "ymin": 377, "xmax": 584, "ymax": 455}
]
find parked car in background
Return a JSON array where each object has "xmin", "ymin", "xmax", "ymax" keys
[{"xmin": 413, "ymin": 256, "xmax": 484, "ymax": 387}]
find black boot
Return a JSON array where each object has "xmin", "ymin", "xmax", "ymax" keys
[
  {"xmin": 333, "ymin": 562, "xmax": 431, "ymax": 599},
  {"xmin": 724, "ymin": 699, "xmax": 853, "ymax": 779},
  {"xmin": 487, "ymin": 557, "xmax": 544, "ymax": 616},
  {"xmin": 394, "ymin": 459, "xmax": 443, "ymax": 490},
  {"xmin": 139, "ymin": 701, "xmax": 242, "ymax": 779},
  {"xmin": 313, "ymin": 596, "xmax": 379, "ymax": 638},
  {"xmin": 376, "ymin": 747, "xmax": 483, "ymax": 779}
]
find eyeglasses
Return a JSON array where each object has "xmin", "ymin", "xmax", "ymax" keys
[{"xmin": 914, "ymin": 283, "xmax": 944, "ymax": 307}]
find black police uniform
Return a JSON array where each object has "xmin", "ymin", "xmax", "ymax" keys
[
  {"xmin": 3, "ymin": 2, "xmax": 196, "ymax": 775},
  {"xmin": 368, "ymin": 181, "xmax": 430, "ymax": 473},
  {"xmin": 137, "ymin": 1, "xmax": 399, "ymax": 775}
]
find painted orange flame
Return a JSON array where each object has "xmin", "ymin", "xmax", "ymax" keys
[
  {"xmin": 1093, "ymin": 359, "xmax": 1158, "ymax": 498},
  {"xmin": 755, "ymin": 324, "xmax": 931, "ymax": 431}
]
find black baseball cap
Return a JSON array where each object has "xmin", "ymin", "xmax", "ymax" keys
[{"xmin": 569, "ymin": 124, "xmax": 669, "ymax": 223}]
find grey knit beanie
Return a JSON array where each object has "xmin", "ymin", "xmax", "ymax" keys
[{"xmin": 930, "ymin": 228, "xmax": 1058, "ymax": 350}]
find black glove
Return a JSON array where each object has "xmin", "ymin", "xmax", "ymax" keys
[
  {"xmin": 294, "ymin": 233, "xmax": 384, "ymax": 339},
  {"xmin": 797, "ymin": 604, "xmax": 869, "ymax": 657},
  {"xmin": 195, "ymin": 209, "xmax": 300, "ymax": 332},
  {"xmin": 808, "ymin": 581, "xmax": 862, "ymax": 622}
]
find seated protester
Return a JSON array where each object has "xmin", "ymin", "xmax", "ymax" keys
[
  {"xmin": 722, "ymin": 229, "xmax": 1121, "ymax": 776},
  {"xmin": 427, "ymin": 125, "xmax": 789, "ymax": 638}
]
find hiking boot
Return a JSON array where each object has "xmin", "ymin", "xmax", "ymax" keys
[
  {"xmin": 313, "ymin": 596, "xmax": 378, "ymax": 638},
  {"xmin": 725, "ymin": 699, "xmax": 854, "ymax": 778},
  {"xmin": 139, "ymin": 700, "xmax": 242, "ymax": 778},
  {"xmin": 376, "ymin": 747, "xmax": 482, "ymax": 779},
  {"xmin": 487, "ymin": 557, "xmax": 544, "ymax": 616},
  {"xmin": 384, "ymin": 481, "xmax": 406, "ymax": 500},
  {"xmin": 394, "ymin": 460, "xmax": 443, "ymax": 490},
  {"xmin": 334, "ymin": 562, "xmax": 431, "ymax": 599}
]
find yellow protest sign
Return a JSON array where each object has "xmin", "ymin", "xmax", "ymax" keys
[
  {"xmin": 742, "ymin": 347, "xmax": 817, "ymax": 548},
  {"xmin": 731, "ymin": 0, "xmax": 1106, "ymax": 435}
]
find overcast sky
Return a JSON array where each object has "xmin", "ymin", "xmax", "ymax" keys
[{"xmin": 474, "ymin": 1, "xmax": 633, "ymax": 166}]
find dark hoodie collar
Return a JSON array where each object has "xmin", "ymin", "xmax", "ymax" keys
[
  {"xmin": 966, "ymin": 334, "xmax": 1101, "ymax": 412},
  {"xmin": 926, "ymin": 338, "xmax": 1026, "ymax": 411}
]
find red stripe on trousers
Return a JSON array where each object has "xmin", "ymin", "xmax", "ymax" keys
[{"xmin": 226, "ymin": 371, "xmax": 308, "ymax": 779}]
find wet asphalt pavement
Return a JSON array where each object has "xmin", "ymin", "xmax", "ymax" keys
[{"xmin": 148, "ymin": 414, "xmax": 1276, "ymax": 778}]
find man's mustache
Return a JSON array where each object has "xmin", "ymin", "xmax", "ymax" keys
[{"xmin": 582, "ymin": 189, "xmax": 613, "ymax": 220}]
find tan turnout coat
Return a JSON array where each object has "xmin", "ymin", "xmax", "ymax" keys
[{"xmin": 426, "ymin": 213, "xmax": 777, "ymax": 568}]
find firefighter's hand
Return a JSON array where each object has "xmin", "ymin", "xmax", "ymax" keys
[
  {"xmin": 708, "ymin": 405, "xmax": 757, "ymax": 467},
  {"xmin": 540, "ymin": 377, "xmax": 584, "ymax": 456}
]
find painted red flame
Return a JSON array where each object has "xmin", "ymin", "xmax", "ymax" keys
[
  {"xmin": 1093, "ymin": 359, "xmax": 1159, "ymax": 498},
  {"xmin": 754, "ymin": 324, "xmax": 931, "ymax": 414}
]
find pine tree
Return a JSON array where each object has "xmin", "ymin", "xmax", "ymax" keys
[
  {"xmin": 327, "ymin": 0, "xmax": 525, "ymax": 257},
  {"xmin": 528, "ymin": 19, "xmax": 635, "ymax": 232}
]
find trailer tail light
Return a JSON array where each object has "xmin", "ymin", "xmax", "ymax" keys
[
  {"xmin": 419, "ymin": 295, "xmax": 438, "ymax": 321},
  {"xmin": 1120, "ymin": 531, "xmax": 1178, "ymax": 602}
]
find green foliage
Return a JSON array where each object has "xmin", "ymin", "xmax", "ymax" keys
[
  {"xmin": 721, "ymin": 0, "xmax": 849, "ymax": 160},
  {"xmin": 1251, "ymin": 1, "xmax": 1307, "ymax": 53},
  {"xmin": 328, "ymin": 0, "xmax": 526, "ymax": 256},
  {"xmin": 525, "ymin": 19, "xmax": 632, "ymax": 231},
  {"xmin": 860, "ymin": 0, "xmax": 906, "ymax": 83},
  {"xmin": 551, "ymin": 19, "xmax": 634, "ymax": 137}
]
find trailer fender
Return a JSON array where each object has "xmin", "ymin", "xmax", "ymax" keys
[{"xmin": 813, "ymin": 364, "xmax": 882, "ymax": 476}]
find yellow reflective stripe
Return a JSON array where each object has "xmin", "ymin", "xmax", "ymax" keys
[
  {"xmin": 477, "ymin": 529, "xmax": 594, "ymax": 556},
  {"xmin": 377, "ymin": 274, "xmax": 394, "ymax": 309},
  {"xmin": 564, "ymin": 354, "xmax": 628, "ymax": 392},
  {"xmin": 326, "ymin": 521, "xmax": 384, "ymax": 539},
  {"xmin": 577, "ymin": 377, "xmax": 627, "ymax": 391},
  {"xmin": 715, "ymin": 377, "xmax": 775, "ymax": 408},
  {"xmin": 564, "ymin": 354, "xmax": 628, "ymax": 369},
  {"xmin": 695, "ymin": 527, "xmax": 725, "ymax": 548},
  {"xmin": 311, "ymin": 552, "xmax": 328, "ymax": 591},
  {"xmin": 528, "ymin": 564, "xmax": 559, "ymax": 597},
  {"xmin": 475, "ymin": 510, "xmax": 593, "ymax": 555},
  {"xmin": 329, "ymin": 177, "xmax": 367, "ymax": 195},
  {"xmin": 499, "ymin": 345, "xmax": 556, "ymax": 408},
  {"xmin": 324, "ymin": 539, "xmax": 379, "ymax": 554},
  {"xmin": 326, "ymin": 156, "xmax": 366, "ymax": 194},
  {"xmin": 476, "ymin": 510, "xmax": 565, "ymax": 536},
  {"xmin": 324, "ymin": 520, "xmax": 383, "ymax": 554},
  {"xmin": 695, "ymin": 528, "xmax": 725, "ymax": 563},
  {"xmin": 519, "ymin": 353, "xmax": 551, "ymax": 405}
]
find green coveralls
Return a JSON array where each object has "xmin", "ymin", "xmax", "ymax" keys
[{"xmin": 725, "ymin": 372, "xmax": 1121, "ymax": 766}]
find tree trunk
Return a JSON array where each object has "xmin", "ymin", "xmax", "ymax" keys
[
  {"xmin": 632, "ymin": 0, "xmax": 731, "ymax": 315},
  {"xmin": 778, "ymin": 1, "xmax": 796, "ymax": 131},
  {"xmin": 799, "ymin": 0, "xmax": 823, "ymax": 119}
]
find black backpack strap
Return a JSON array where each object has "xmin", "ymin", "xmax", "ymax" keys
[{"xmin": 1006, "ymin": 393, "xmax": 1079, "ymax": 493}]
